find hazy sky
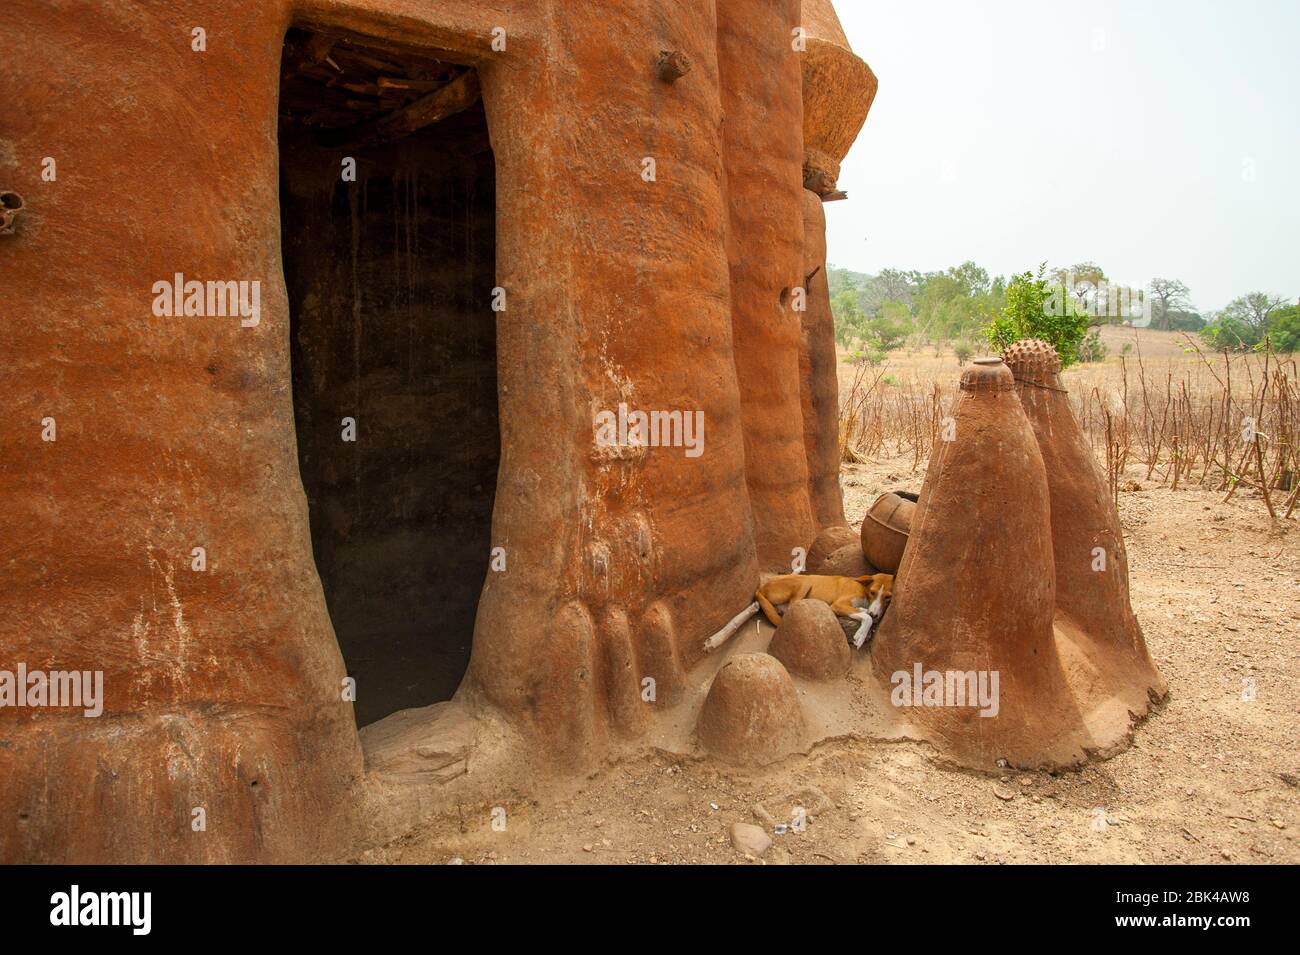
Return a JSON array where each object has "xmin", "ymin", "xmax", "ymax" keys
[{"xmin": 829, "ymin": 0, "xmax": 1300, "ymax": 313}]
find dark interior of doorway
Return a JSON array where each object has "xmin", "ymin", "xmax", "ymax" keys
[{"xmin": 278, "ymin": 28, "xmax": 499, "ymax": 727}]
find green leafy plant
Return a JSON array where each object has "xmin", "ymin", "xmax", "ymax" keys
[
  {"xmin": 982, "ymin": 264, "xmax": 1092, "ymax": 366},
  {"xmin": 1265, "ymin": 304, "xmax": 1300, "ymax": 353},
  {"xmin": 842, "ymin": 348, "xmax": 888, "ymax": 367},
  {"xmin": 1199, "ymin": 315, "xmax": 1260, "ymax": 352},
  {"xmin": 862, "ymin": 302, "xmax": 912, "ymax": 353}
]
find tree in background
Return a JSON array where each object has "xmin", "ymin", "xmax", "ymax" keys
[
  {"xmin": 1148, "ymin": 278, "xmax": 1192, "ymax": 330},
  {"xmin": 1053, "ymin": 261, "xmax": 1109, "ymax": 318},
  {"xmin": 1200, "ymin": 314, "xmax": 1260, "ymax": 352},
  {"xmin": 1220, "ymin": 292, "xmax": 1290, "ymax": 338},
  {"xmin": 829, "ymin": 261, "xmax": 1295, "ymax": 363},
  {"xmin": 828, "ymin": 261, "xmax": 1008, "ymax": 350},
  {"xmin": 863, "ymin": 301, "xmax": 913, "ymax": 352},
  {"xmin": 861, "ymin": 267, "xmax": 915, "ymax": 316},
  {"xmin": 983, "ymin": 265, "xmax": 1094, "ymax": 367},
  {"xmin": 910, "ymin": 262, "xmax": 1002, "ymax": 345},
  {"xmin": 1077, "ymin": 327, "xmax": 1108, "ymax": 362},
  {"xmin": 912, "ymin": 271, "xmax": 969, "ymax": 341},
  {"xmin": 1200, "ymin": 293, "xmax": 1291, "ymax": 352},
  {"xmin": 1269, "ymin": 305, "xmax": 1300, "ymax": 352},
  {"xmin": 831, "ymin": 286, "xmax": 867, "ymax": 348},
  {"xmin": 949, "ymin": 261, "xmax": 992, "ymax": 297},
  {"xmin": 1163, "ymin": 309, "xmax": 1206, "ymax": 332}
]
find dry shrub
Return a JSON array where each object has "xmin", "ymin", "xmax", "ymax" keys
[{"xmin": 838, "ymin": 335, "xmax": 1299, "ymax": 520}]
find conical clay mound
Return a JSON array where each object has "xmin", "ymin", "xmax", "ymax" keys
[
  {"xmin": 1001, "ymin": 339, "xmax": 1166, "ymax": 723},
  {"xmin": 871, "ymin": 359, "xmax": 1094, "ymax": 768}
]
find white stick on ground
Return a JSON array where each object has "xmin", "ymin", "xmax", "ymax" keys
[{"xmin": 703, "ymin": 601, "xmax": 761, "ymax": 652}]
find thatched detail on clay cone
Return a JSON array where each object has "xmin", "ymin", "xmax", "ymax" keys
[
  {"xmin": 800, "ymin": 0, "xmax": 878, "ymax": 199},
  {"xmin": 1001, "ymin": 339, "xmax": 1166, "ymax": 715},
  {"xmin": 871, "ymin": 358, "xmax": 1093, "ymax": 768}
]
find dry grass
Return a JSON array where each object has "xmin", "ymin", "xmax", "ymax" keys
[{"xmin": 838, "ymin": 326, "xmax": 1300, "ymax": 520}]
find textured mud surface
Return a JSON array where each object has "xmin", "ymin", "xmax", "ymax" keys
[{"xmin": 358, "ymin": 456, "xmax": 1298, "ymax": 864}]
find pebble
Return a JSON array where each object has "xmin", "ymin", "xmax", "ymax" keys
[{"xmin": 730, "ymin": 822, "xmax": 773, "ymax": 858}]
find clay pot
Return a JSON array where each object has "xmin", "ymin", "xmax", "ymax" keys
[{"xmin": 860, "ymin": 490, "xmax": 917, "ymax": 573}]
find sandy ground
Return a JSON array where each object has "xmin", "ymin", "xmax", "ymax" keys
[{"xmin": 362, "ymin": 448, "xmax": 1298, "ymax": 865}]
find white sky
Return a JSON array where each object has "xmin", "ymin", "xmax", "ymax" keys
[{"xmin": 828, "ymin": 0, "xmax": 1300, "ymax": 313}]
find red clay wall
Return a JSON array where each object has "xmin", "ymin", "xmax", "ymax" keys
[
  {"xmin": 718, "ymin": 0, "xmax": 817, "ymax": 569},
  {"xmin": 1, "ymin": 0, "xmax": 853, "ymax": 860},
  {"xmin": 1, "ymin": 0, "xmax": 363, "ymax": 862}
]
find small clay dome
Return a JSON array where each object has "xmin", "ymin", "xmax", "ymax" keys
[
  {"xmin": 698, "ymin": 653, "xmax": 805, "ymax": 764},
  {"xmin": 768, "ymin": 599, "xmax": 851, "ymax": 681},
  {"xmin": 807, "ymin": 524, "xmax": 858, "ymax": 569},
  {"xmin": 813, "ymin": 541, "xmax": 873, "ymax": 578}
]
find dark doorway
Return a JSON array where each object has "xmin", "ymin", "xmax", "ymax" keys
[{"xmin": 278, "ymin": 29, "xmax": 499, "ymax": 727}]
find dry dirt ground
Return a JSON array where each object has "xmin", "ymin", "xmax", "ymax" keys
[{"xmin": 364, "ymin": 448, "xmax": 1298, "ymax": 865}]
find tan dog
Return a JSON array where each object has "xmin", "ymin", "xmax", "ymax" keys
[{"xmin": 703, "ymin": 573, "xmax": 894, "ymax": 652}]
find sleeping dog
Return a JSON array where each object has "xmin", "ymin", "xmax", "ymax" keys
[{"xmin": 703, "ymin": 573, "xmax": 894, "ymax": 653}]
